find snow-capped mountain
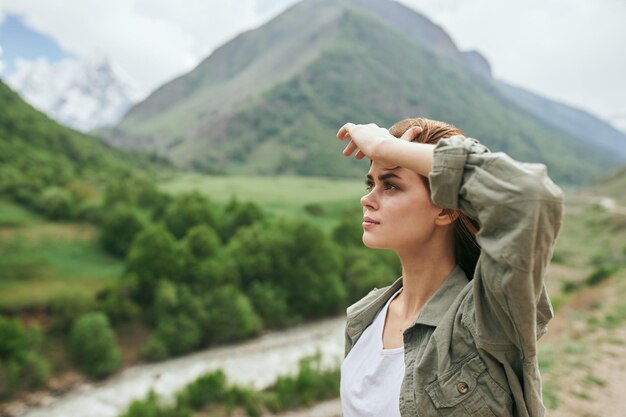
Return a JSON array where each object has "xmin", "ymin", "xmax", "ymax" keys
[{"xmin": 4, "ymin": 57, "xmax": 144, "ymax": 132}]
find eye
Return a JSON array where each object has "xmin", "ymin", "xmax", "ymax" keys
[
  {"xmin": 365, "ymin": 181, "xmax": 374, "ymax": 192},
  {"xmin": 383, "ymin": 182, "xmax": 398, "ymax": 190}
]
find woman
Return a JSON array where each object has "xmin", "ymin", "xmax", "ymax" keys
[{"xmin": 337, "ymin": 118, "xmax": 563, "ymax": 417}]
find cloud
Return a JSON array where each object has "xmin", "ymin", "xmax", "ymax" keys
[
  {"xmin": 398, "ymin": 0, "xmax": 626, "ymax": 119},
  {"xmin": 0, "ymin": 0, "xmax": 262, "ymax": 95}
]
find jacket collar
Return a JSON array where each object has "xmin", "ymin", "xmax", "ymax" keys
[
  {"xmin": 346, "ymin": 265, "xmax": 469, "ymax": 340},
  {"xmin": 412, "ymin": 264, "xmax": 469, "ymax": 327}
]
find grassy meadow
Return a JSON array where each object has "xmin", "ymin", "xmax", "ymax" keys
[
  {"xmin": 0, "ymin": 199, "xmax": 123, "ymax": 311},
  {"xmin": 159, "ymin": 173, "xmax": 366, "ymax": 231}
]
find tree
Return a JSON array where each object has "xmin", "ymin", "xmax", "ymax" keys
[
  {"xmin": 218, "ymin": 198, "xmax": 265, "ymax": 242},
  {"xmin": 100, "ymin": 205, "xmax": 146, "ymax": 257},
  {"xmin": 201, "ymin": 286, "xmax": 262, "ymax": 344},
  {"xmin": 0, "ymin": 316, "xmax": 50, "ymax": 398},
  {"xmin": 38, "ymin": 186, "xmax": 76, "ymax": 220},
  {"xmin": 69, "ymin": 312, "xmax": 121, "ymax": 378},
  {"xmin": 163, "ymin": 192, "xmax": 217, "ymax": 239},
  {"xmin": 124, "ymin": 225, "xmax": 182, "ymax": 306},
  {"xmin": 229, "ymin": 219, "xmax": 346, "ymax": 319}
]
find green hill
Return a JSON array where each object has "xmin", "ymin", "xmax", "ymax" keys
[
  {"xmin": 103, "ymin": 0, "xmax": 622, "ymax": 184},
  {"xmin": 0, "ymin": 80, "xmax": 170, "ymax": 203}
]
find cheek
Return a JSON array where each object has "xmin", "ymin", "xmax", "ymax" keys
[{"xmin": 391, "ymin": 195, "xmax": 437, "ymax": 234}]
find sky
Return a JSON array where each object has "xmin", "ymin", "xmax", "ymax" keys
[{"xmin": 0, "ymin": 0, "xmax": 624, "ymax": 125}]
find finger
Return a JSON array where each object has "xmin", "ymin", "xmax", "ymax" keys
[
  {"xmin": 400, "ymin": 126, "xmax": 423, "ymax": 141},
  {"xmin": 355, "ymin": 150, "xmax": 366, "ymax": 160},
  {"xmin": 342, "ymin": 140, "xmax": 359, "ymax": 156},
  {"xmin": 337, "ymin": 122, "xmax": 355, "ymax": 140}
]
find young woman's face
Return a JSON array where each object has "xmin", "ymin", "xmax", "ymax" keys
[{"xmin": 361, "ymin": 161, "xmax": 443, "ymax": 251}]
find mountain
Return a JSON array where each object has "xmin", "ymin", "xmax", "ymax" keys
[
  {"xmin": 102, "ymin": 0, "xmax": 624, "ymax": 185},
  {"xmin": 4, "ymin": 57, "xmax": 143, "ymax": 132},
  {"xmin": 0, "ymin": 80, "xmax": 164, "ymax": 197},
  {"xmin": 608, "ymin": 112, "xmax": 626, "ymax": 134},
  {"xmin": 494, "ymin": 81, "xmax": 626, "ymax": 159}
]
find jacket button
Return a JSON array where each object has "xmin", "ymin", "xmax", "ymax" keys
[{"xmin": 457, "ymin": 381, "xmax": 469, "ymax": 395}]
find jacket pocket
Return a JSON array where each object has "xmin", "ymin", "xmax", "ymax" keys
[{"xmin": 425, "ymin": 354, "xmax": 501, "ymax": 417}]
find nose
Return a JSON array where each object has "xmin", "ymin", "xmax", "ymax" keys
[{"xmin": 360, "ymin": 189, "xmax": 378, "ymax": 210}]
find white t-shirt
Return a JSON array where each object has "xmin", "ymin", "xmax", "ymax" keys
[{"xmin": 340, "ymin": 288, "xmax": 404, "ymax": 417}]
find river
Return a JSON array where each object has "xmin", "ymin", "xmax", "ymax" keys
[{"xmin": 22, "ymin": 316, "xmax": 346, "ymax": 417}]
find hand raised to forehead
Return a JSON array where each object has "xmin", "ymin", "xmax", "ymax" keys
[{"xmin": 336, "ymin": 122, "xmax": 423, "ymax": 161}]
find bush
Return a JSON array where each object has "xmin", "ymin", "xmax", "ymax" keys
[
  {"xmin": 49, "ymin": 292, "xmax": 97, "ymax": 331},
  {"xmin": 184, "ymin": 255, "xmax": 240, "ymax": 289},
  {"xmin": 124, "ymin": 225, "xmax": 182, "ymax": 306},
  {"xmin": 38, "ymin": 186, "xmax": 76, "ymax": 220},
  {"xmin": 202, "ymin": 286, "xmax": 262, "ymax": 344},
  {"xmin": 182, "ymin": 224, "xmax": 221, "ymax": 259},
  {"xmin": 69, "ymin": 312, "xmax": 121, "ymax": 378},
  {"xmin": 332, "ymin": 212, "xmax": 363, "ymax": 247},
  {"xmin": 153, "ymin": 313, "xmax": 201, "ymax": 356},
  {"xmin": 100, "ymin": 205, "xmax": 146, "ymax": 257},
  {"xmin": 340, "ymin": 247, "xmax": 400, "ymax": 304},
  {"xmin": 229, "ymin": 219, "xmax": 346, "ymax": 318},
  {"xmin": 176, "ymin": 370, "xmax": 227, "ymax": 410},
  {"xmin": 140, "ymin": 336, "xmax": 169, "ymax": 362},
  {"xmin": 0, "ymin": 316, "xmax": 51, "ymax": 398},
  {"xmin": 120, "ymin": 390, "xmax": 185, "ymax": 417},
  {"xmin": 164, "ymin": 192, "xmax": 217, "ymax": 239},
  {"xmin": 266, "ymin": 352, "xmax": 339, "ymax": 413},
  {"xmin": 585, "ymin": 265, "xmax": 618, "ymax": 286},
  {"xmin": 218, "ymin": 198, "xmax": 265, "ymax": 242},
  {"xmin": 248, "ymin": 283, "xmax": 291, "ymax": 328},
  {"xmin": 304, "ymin": 203, "xmax": 325, "ymax": 217}
]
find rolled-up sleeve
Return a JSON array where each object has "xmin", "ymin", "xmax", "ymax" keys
[{"xmin": 428, "ymin": 135, "xmax": 564, "ymax": 357}]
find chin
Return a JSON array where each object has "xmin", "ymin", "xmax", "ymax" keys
[{"xmin": 362, "ymin": 235, "xmax": 391, "ymax": 250}]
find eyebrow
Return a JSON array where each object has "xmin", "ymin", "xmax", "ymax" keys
[{"xmin": 366, "ymin": 172, "xmax": 402, "ymax": 182}]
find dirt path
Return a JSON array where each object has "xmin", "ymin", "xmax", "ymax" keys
[{"xmin": 547, "ymin": 326, "xmax": 626, "ymax": 417}]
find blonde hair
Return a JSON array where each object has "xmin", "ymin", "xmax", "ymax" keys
[{"xmin": 389, "ymin": 117, "xmax": 481, "ymax": 279}]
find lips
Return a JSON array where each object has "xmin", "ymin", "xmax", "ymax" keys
[{"xmin": 363, "ymin": 216, "xmax": 380, "ymax": 224}]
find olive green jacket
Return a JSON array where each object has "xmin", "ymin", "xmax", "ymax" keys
[{"xmin": 344, "ymin": 135, "xmax": 564, "ymax": 417}]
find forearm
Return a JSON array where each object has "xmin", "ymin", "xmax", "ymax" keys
[{"xmin": 375, "ymin": 137, "xmax": 436, "ymax": 177}]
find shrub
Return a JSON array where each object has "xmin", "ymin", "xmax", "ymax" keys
[
  {"xmin": 69, "ymin": 312, "xmax": 121, "ymax": 378},
  {"xmin": 0, "ymin": 316, "xmax": 51, "ymax": 398},
  {"xmin": 585, "ymin": 265, "xmax": 618, "ymax": 286},
  {"xmin": 266, "ymin": 352, "xmax": 339, "ymax": 413},
  {"xmin": 176, "ymin": 370, "xmax": 227, "ymax": 410},
  {"xmin": 332, "ymin": 212, "xmax": 363, "ymax": 247},
  {"xmin": 100, "ymin": 205, "xmax": 146, "ymax": 257},
  {"xmin": 187, "ymin": 255, "xmax": 241, "ymax": 289},
  {"xmin": 124, "ymin": 225, "xmax": 182, "ymax": 306},
  {"xmin": 153, "ymin": 313, "xmax": 201, "ymax": 356},
  {"xmin": 304, "ymin": 203, "xmax": 325, "ymax": 217},
  {"xmin": 163, "ymin": 192, "xmax": 217, "ymax": 239},
  {"xmin": 248, "ymin": 283, "xmax": 291, "ymax": 328},
  {"xmin": 49, "ymin": 292, "xmax": 96, "ymax": 331},
  {"xmin": 38, "ymin": 186, "xmax": 76, "ymax": 220},
  {"xmin": 218, "ymin": 198, "xmax": 264, "ymax": 242},
  {"xmin": 202, "ymin": 286, "xmax": 262, "ymax": 344},
  {"xmin": 140, "ymin": 336, "xmax": 169, "ymax": 362},
  {"xmin": 229, "ymin": 219, "xmax": 346, "ymax": 318},
  {"xmin": 120, "ymin": 390, "xmax": 185, "ymax": 417},
  {"xmin": 182, "ymin": 224, "xmax": 221, "ymax": 259}
]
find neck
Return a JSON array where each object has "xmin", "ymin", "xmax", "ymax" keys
[{"xmin": 394, "ymin": 232, "xmax": 456, "ymax": 320}]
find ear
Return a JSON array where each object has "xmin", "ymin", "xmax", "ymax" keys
[{"xmin": 434, "ymin": 208, "xmax": 460, "ymax": 226}]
